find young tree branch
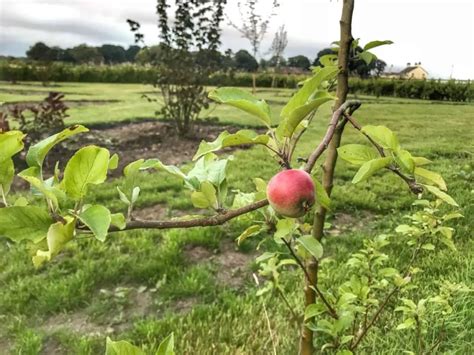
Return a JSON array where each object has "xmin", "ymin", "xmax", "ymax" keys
[{"xmin": 344, "ymin": 113, "xmax": 424, "ymax": 194}]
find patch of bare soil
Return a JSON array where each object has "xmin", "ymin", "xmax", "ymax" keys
[
  {"xmin": 327, "ymin": 211, "xmax": 376, "ymax": 236},
  {"xmin": 171, "ymin": 297, "xmax": 200, "ymax": 314},
  {"xmin": 40, "ymin": 337, "xmax": 65, "ymax": 355},
  {"xmin": 133, "ymin": 203, "xmax": 168, "ymax": 220},
  {"xmin": 41, "ymin": 311, "xmax": 108, "ymax": 337},
  {"xmin": 214, "ymin": 239, "xmax": 255, "ymax": 288},
  {"xmin": 52, "ymin": 120, "xmax": 259, "ymax": 175},
  {"xmin": 0, "ymin": 337, "xmax": 12, "ymax": 354},
  {"xmin": 183, "ymin": 239, "xmax": 255, "ymax": 289}
]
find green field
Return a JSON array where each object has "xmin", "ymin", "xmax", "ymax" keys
[{"xmin": 0, "ymin": 82, "xmax": 473, "ymax": 354}]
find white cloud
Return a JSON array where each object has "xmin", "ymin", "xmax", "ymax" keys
[{"xmin": 0, "ymin": 0, "xmax": 472, "ymax": 79}]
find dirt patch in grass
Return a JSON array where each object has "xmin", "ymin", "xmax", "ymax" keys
[
  {"xmin": 41, "ymin": 311, "xmax": 109, "ymax": 337},
  {"xmin": 40, "ymin": 337, "xmax": 66, "ymax": 355},
  {"xmin": 172, "ymin": 297, "xmax": 200, "ymax": 314},
  {"xmin": 0, "ymin": 337, "xmax": 12, "ymax": 354},
  {"xmin": 327, "ymin": 211, "xmax": 376, "ymax": 236},
  {"xmin": 214, "ymin": 239, "xmax": 255, "ymax": 288},
  {"xmin": 183, "ymin": 245, "xmax": 214, "ymax": 264}
]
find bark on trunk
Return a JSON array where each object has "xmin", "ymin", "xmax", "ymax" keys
[{"xmin": 299, "ymin": 1, "xmax": 355, "ymax": 354}]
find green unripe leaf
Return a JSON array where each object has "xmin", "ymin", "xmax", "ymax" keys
[
  {"xmin": 193, "ymin": 130, "xmax": 269, "ymax": 161},
  {"xmin": 338, "ymin": 144, "xmax": 379, "ymax": 166},
  {"xmin": 352, "ymin": 157, "xmax": 393, "ymax": 184},
  {"xmin": 297, "ymin": 235, "xmax": 323, "ymax": 259},
  {"xmin": 63, "ymin": 146, "xmax": 110, "ymax": 200},
  {"xmin": 191, "ymin": 181, "xmax": 218, "ymax": 209},
  {"xmin": 0, "ymin": 130, "xmax": 25, "ymax": 162},
  {"xmin": 0, "ymin": 206, "xmax": 54, "ymax": 243},
  {"xmin": 236, "ymin": 224, "xmax": 262, "ymax": 245},
  {"xmin": 415, "ymin": 167, "xmax": 447, "ymax": 191},
  {"xmin": 105, "ymin": 337, "xmax": 145, "ymax": 355},
  {"xmin": 108, "ymin": 154, "xmax": 119, "ymax": 170},
  {"xmin": 78, "ymin": 205, "xmax": 112, "ymax": 242},
  {"xmin": 423, "ymin": 185, "xmax": 458, "ymax": 206},
  {"xmin": 359, "ymin": 51, "xmax": 376, "ymax": 65},
  {"xmin": 393, "ymin": 149, "xmax": 415, "ymax": 174},
  {"xmin": 208, "ymin": 87, "xmax": 272, "ymax": 127},
  {"xmin": 0, "ymin": 158, "xmax": 14, "ymax": 196},
  {"xmin": 26, "ymin": 125, "xmax": 88, "ymax": 168},
  {"xmin": 156, "ymin": 333, "xmax": 175, "ymax": 355},
  {"xmin": 274, "ymin": 218, "xmax": 297, "ymax": 243},
  {"xmin": 32, "ymin": 216, "xmax": 75, "ymax": 268},
  {"xmin": 361, "ymin": 125, "xmax": 400, "ymax": 151},
  {"xmin": 111, "ymin": 213, "xmax": 126, "ymax": 230},
  {"xmin": 363, "ymin": 40, "xmax": 394, "ymax": 50}
]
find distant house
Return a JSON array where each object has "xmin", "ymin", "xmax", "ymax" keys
[{"xmin": 383, "ymin": 62, "xmax": 429, "ymax": 79}]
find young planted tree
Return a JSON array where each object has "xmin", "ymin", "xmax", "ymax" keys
[
  {"xmin": 128, "ymin": 0, "xmax": 227, "ymax": 136},
  {"xmin": 0, "ymin": 1, "xmax": 467, "ymax": 354},
  {"xmin": 228, "ymin": 0, "xmax": 280, "ymax": 93},
  {"xmin": 268, "ymin": 25, "xmax": 288, "ymax": 87}
]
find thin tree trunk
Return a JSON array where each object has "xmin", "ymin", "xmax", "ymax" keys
[
  {"xmin": 299, "ymin": 1, "xmax": 355, "ymax": 354},
  {"xmin": 252, "ymin": 72, "xmax": 257, "ymax": 94}
]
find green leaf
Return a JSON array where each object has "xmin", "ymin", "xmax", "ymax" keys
[
  {"xmin": 254, "ymin": 177, "xmax": 267, "ymax": 200},
  {"xmin": 305, "ymin": 304, "xmax": 324, "ymax": 320},
  {"xmin": 0, "ymin": 130, "xmax": 25, "ymax": 162},
  {"xmin": 297, "ymin": 235, "xmax": 323, "ymax": 259},
  {"xmin": 141, "ymin": 159, "xmax": 187, "ymax": 181},
  {"xmin": 412, "ymin": 156, "xmax": 432, "ymax": 166},
  {"xmin": 278, "ymin": 92, "xmax": 334, "ymax": 138},
  {"xmin": 319, "ymin": 54, "xmax": 338, "ymax": 67},
  {"xmin": 117, "ymin": 186, "xmax": 130, "ymax": 205},
  {"xmin": 359, "ymin": 51, "xmax": 376, "ymax": 65},
  {"xmin": 63, "ymin": 146, "xmax": 110, "ymax": 200},
  {"xmin": 156, "ymin": 333, "xmax": 175, "ymax": 355},
  {"xmin": 0, "ymin": 158, "xmax": 14, "ymax": 196},
  {"xmin": 236, "ymin": 224, "xmax": 262, "ymax": 245},
  {"xmin": 105, "ymin": 337, "xmax": 145, "ymax": 355},
  {"xmin": 361, "ymin": 125, "xmax": 400, "ymax": 150},
  {"xmin": 191, "ymin": 181, "xmax": 217, "ymax": 209},
  {"xmin": 352, "ymin": 157, "xmax": 393, "ymax": 184},
  {"xmin": 0, "ymin": 206, "xmax": 53, "ymax": 243},
  {"xmin": 423, "ymin": 185, "xmax": 458, "ymax": 206},
  {"xmin": 313, "ymin": 178, "xmax": 331, "ymax": 210},
  {"xmin": 108, "ymin": 154, "xmax": 119, "ymax": 170},
  {"xmin": 338, "ymin": 144, "xmax": 379, "ymax": 166},
  {"xmin": 32, "ymin": 216, "xmax": 75, "ymax": 268},
  {"xmin": 396, "ymin": 318, "xmax": 416, "ymax": 330},
  {"xmin": 18, "ymin": 168, "xmax": 64, "ymax": 209},
  {"xmin": 274, "ymin": 218, "xmax": 297, "ymax": 242},
  {"xmin": 393, "ymin": 149, "xmax": 415, "ymax": 174},
  {"xmin": 78, "ymin": 205, "xmax": 111, "ymax": 242},
  {"xmin": 415, "ymin": 167, "xmax": 447, "ymax": 191},
  {"xmin": 278, "ymin": 66, "xmax": 338, "ymax": 138},
  {"xmin": 363, "ymin": 40, "xmax": 394, "ymax": 50},
  {"xmin": 26, "ymin": 125, "xmax": 88, "ymax": 168},
  {"xmin": 193, "ymin": 130, "xmax": 269, "ymax": 161},
  {"xmin": 208, "ymin": 87, "xmax": 272, "ymax": 127},
  {"xmin": 111, "ymin": 213, "xmax": 126, "ymax": 230}
]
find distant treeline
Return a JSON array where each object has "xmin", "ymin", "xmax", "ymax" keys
[
  {"xmin": 1, "ymin": 61, "xmax": 471, "ymax": 102},
  {"xmin": 3, "ymin": 41, "xmax": 387, "ymax": 77}
]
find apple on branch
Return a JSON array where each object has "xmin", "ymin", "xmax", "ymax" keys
[{"xmin": 266, "ymin": 169, "xmax": 315, "ymax": 218}]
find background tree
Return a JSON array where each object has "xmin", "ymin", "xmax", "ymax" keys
[
  {"xmin": 98, "ymin": 44, "xmax": 127, "ymax": 64},
  {"xmin": 234, "ymin": 49, "xmax": 258, "ymax": 72},
  {"xmin": 125, "ymin": 45, "xmax": 141, "ymax": 62},
  {"xmin": 228, "ymin": 0, "xmax": 280, "ymax": 92},
  {"xmin": 26, "ymin": 42, "xmax": 52, "ymax": 61},
  {"xmin": 268, "ymin": 25, "xmax": 288, "ymax": 87},
  {"xmin": 129, "ymin": 0, "xmax": 227, "ymax": 135},
  {"xmin": 69, "ymin": 44, "xmax": 103, "ymax": 64},
  {"xmin": 287, "ymin": 55, "xmax": 311, "ymax": 70}
]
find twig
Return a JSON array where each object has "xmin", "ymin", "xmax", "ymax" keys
[
  {"xmin": 304, "ymin": 100, "xmax": 361, "ymax": 173},
  {"xmin": 281, "ymin": 238, "xmax": 338, "ymax": 319},
  {"xmin": 344, "ymin": 113, "xmax": 423, "ymax": 194},
  {"xmin": 350, "ymin": 239, "xmax": 425, "ymax": 350},
  {"xmin": 276, "ymin": 286, "xmax": 301, "ymax": 325}
]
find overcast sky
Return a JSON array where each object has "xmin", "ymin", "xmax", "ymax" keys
[{"xmin": 1, "ymin": 0, "xmax": 473, "ymax": 79}]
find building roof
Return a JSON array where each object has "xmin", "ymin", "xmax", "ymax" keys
[{"xmin": 399, "ymin": 65, "xmax": 429, "ymax": 75}]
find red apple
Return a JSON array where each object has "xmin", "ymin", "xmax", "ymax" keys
[{"xmin": 266, "ymin": 169, "xmax": 315, "ymax": 218}]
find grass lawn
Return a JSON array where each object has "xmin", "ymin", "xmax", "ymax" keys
[{"xmin": 0, "ymin": 82, "xmax": 473, "ymax": 354}]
